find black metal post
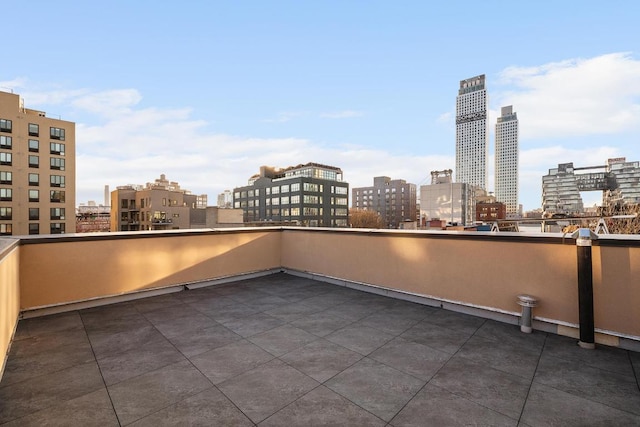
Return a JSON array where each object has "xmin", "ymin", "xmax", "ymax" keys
[{"xmin": 576, "ymin": 229, "xmax": 595, "ymax": 349}]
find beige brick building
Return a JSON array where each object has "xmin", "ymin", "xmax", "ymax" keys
[
  {"xmin": 0, "ymin": 90, "xmax": 75, "ymax": 236},
  {"xmin": 111, "ymin": 174, "xmax": 242, "ymax": 231}
]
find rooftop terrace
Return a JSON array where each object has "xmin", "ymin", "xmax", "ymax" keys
[
  {"xmin": 1, "ymin": 273, "xmax": 638, "ymax": 426},
  {"xmin": 1, "ymin": 227, "xmax": 639, "ymax": 425}
]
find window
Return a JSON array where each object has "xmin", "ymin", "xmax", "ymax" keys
[
  {"xmin": 121, "ymin": 199, "xmax": 128, "ymax": 208},
  {"xmin": 50, "ymin": 208, "xmax": 65, "ymax": 220},
  {"xmin": 335, "ymin": 186, "xmax": 348, "ymax": 195},
  {"xmin": 50, "ymin": 175, "xmax": 65, "ymax": 187},
  {"xmin": 50, "ymin": 223, "xmax": 65, "ymax": 234},
  {"xmin": 0, "ymin": 224, "xmax": 11, "ymax": 235},
  {"xmin": 50, "ymin": 190, "xmax": 65, "ymax": 203},
  {"xmin": 29, "ymin": 139, "xmax": 39, "ymax": 152},
  {"xmin": 50, "ymin": 142, "xmax": 65, "ymax": 155},
  {"xmin": 291, "ymin": 183, "xmax": 300, "ymax": 192},
  {"xmin": 291, "ymin": 195, "xmax": 300, "ymax": 204},
  {"xmin": 29, "ymin": 189, "xmax": 39, "ymax": 202},
  {"xmin": 0, "ymin": 152, "xmax": 11, "ymax": 165},
  {"xmin": 0, "ymin": 171, "xmax": 11, "ymax": 184},
  {"xmin": 162, "ymin": 198, "xmax": 166, "ymax": 206},
  {"xmin": 50, "ymin": 127, "xmax": 65, "ymax": 140},
  {"xmin": 29, "ymin": 173, "xmax": 39, "ymax": 186},
  {"xmin": 0, "ymin": 188, "xmax": 12, "ymax": 201},
  {"xmin": 29, "ymin": 208, "xmax": 39, "ymax": 220},
  {"xmin": 0, "ymin": 207, "xmax": 11, "ymax": 219},
  {"xmin": 29, "ymin": 123, "xmax": 39, "ymax": 136},
  {"xmin": 50, "ymin": 157, "xmax": 65, "ymax": 170},
  {"xmin": 0, "ymin": 136, "xmax": 11, "ymax": 149},
  {"xmin": 29, "ymin": 155, "xmax": 39, "ymax": 168},
  {"xmin": 29, "ymin": 223, "xmax": 39, "ymax": 235},
  {"xmin": 272, "ymin": 186, "xmax": 280, "ymax": 195},
  {"xmin": 0, "ymin": 119, "xmax": 11, "ymax": 133},
  {"xmin": 281, "ymin": 184, "xmax": 289, "ymax": 193},
  {"xmin": 303, "ymin": 183, "xmax": 318, "ymax": 192}
]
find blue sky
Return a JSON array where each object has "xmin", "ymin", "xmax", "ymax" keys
[{"xmin": 2, "ymin": 1, "xmax": 639, "ymax": 211}]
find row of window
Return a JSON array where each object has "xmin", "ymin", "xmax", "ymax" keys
[
  {"xmin": 0, "ymin": 120, "xmax": 66, "ymax": 141},
  {"xmin": 0, "ymin": 136, "xmax": 66, "ymax": 155},
  {"xmin": 245, "ymin": 207, "xmax": 349, "ymax": 217},
  {"xmin": 235, "ymin": 195, "xmax": 348, "ymax": 209},
  {"xmin": 0, "ymin": 189, "xmax": 65, "ymax": 202},
  {"xmin": 0, "ymin": 207, "xmax": 66, "ymax": 220},
  {"xmin": 0, "ymin": 153, "xmax": 65, "ymax": 169},
  {"xmin": 0, "ymin": 172, "xmax": 65, "ymax": 186},
  {"xmin": 0, "ymin": 223, "xmax": 66, "ymax": 236},
  {"xmin": 235, "ymin": 183, "xmax": 348, "ymax": 199}
]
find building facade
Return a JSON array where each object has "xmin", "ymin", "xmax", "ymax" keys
[
  {"xmin": 476, "ymin": 201, "xmax": 506, "ymax": 222},
  {"xmin": 0, "ymin": 90, "xmax": 75, "ymax": 236},
  {"xmin": 111, "ymin": 174, "xmax": 210, "ymax": 231},
  {"xmin": 604, "ymin": 157, "xmax": 640, "ymax": 207},
  {"xmin": 542, "ymin": 158, "xmax": 640, "ymax": 217},
  {"xmin": 495, "ymin": 105, "xmax": 519, "ymax": 218},
  {"xmin": 233, "ymin": 163, "xmax": 349, "ymax": 227},
  {"xmin": 420, "ymin": 171, "xmax": 477, "ymax": 226},
  {"xmin": 217, "ymin": 190, "xmax": 233, "ymax": 208},
  {"xmin": 352, "ymin": 176, "xmax": 416, "ymax": 228},
  {"xmin": 456, "ymin": 74, "xmax": 488, "ymax": 190}
]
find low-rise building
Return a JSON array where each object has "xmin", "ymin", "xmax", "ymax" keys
[
  {"xmin": 233, "ymin": 163, "xmax": 349, "ymax": 227},
  {"xmin": 110, "ymin": 174, "xmax": 231, "ymax": 231},
  {"xmin": 352, "ymin": 176, "xmax": 416, "ymax": 229}
]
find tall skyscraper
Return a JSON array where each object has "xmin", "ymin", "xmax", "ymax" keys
[
  {"xmin": 456, "ymin": 74, "xmax": 488, "ymax": 190},
  {"xmin": 495, "ymin": 105, "xmax": 519, "ymax": 217}
]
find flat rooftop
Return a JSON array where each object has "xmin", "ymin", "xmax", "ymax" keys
[{"xmin": 1, "ymin": 273, "xmax": 639, "ymax": 426}]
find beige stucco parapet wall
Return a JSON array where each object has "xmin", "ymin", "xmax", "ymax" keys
[{"xmin": 2, "ymin": 227, "xmax": 639, "ymax": 379}]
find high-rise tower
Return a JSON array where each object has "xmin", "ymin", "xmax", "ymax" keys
[
  {"xmin": 455, "ymin": 74, "xmax": 488, "ymax": 190},
  {"xmin": 495, "ymin": 105, "xmax": 519, "ymax": 217}
]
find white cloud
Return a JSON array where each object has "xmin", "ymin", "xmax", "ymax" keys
[
  {"xmin": 319, "ymin": 110, "xmax": 364, "ymax": 119},
  {"xmin": 495, "ymin": 52, "xmax": 640, "ymax": 139}
]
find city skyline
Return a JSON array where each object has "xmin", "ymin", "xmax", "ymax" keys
[{"xmin": 1, "ymin": 2, "xmax": 638, "ymax": 211}]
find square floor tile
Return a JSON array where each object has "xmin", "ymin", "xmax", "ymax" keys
[
  {"xmin": 260, "ymin": 385, "xmax": 386, "ymax": 426},
  {"xmin": 431, "ymin": 355, "xmax": 530, "ymax": 420},
  {"xmin": 369, "ymin": 337, "xmax": 450, "ymax": 381},
  {"xmin": 107, "ymin": 360, "xmax": 212, "ymax": 425},
  {"xmin": 128, "ymin": 387, "xmax": 253, "ymax": 426},
  {"xmin": 400, "ymin": 320, "xmax": 473, "ymax": 355},
  {"xmin": 325, "ymin": 357, "xmax": 425, "ymax": 421},
  {"xmin": 326, "ymin": 324, "xmax": 394, "ymax": 355},
  {"xmin": 390, "ymin": 383, "xmax": 516, "ymax": 427},
  {"xmin": 280, "ymin": 338, "xmax": 363, "ymax": 382},
  {"xmin": 521, "ymin": 382, "xmax": 640, "ymax": 426},
  {"xmin": 217, "ymin": 359, "xmax": 319, "ymax": 423},
  {"xmin": 190, "ymin": 340, "xmax": 275, "ymax": 384},
  {"xmin": 0, "ymin": 362, "xmax": 104, "ymax": 424},
  {"xmin": 1, "ymin": 388, "xmax": 118, "ymax": 427},
  {"xmin": 248, "ymin": 324, "xmax": 319, "ymax": 356},
  {"xmin": 534, "ymin": 353, "xmax": 640, "ymax": 415}
]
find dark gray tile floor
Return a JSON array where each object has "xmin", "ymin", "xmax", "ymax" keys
[{"xmin": 1, "ymin": 273, "xmax": 639, "ymax": 426}]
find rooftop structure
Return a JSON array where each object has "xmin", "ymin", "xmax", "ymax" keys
[
  {"xmin": 542, "ymin": 158, "xmax": 640, "ymax": 217},
  {"xmin": 456, "ymin": 74, "xmax": 488, "ymax": 190},
  {"xmin": 495, "ymin": 105, "xmax": 519, "ymax": 218},
  {"xmin": 234, "ymin": 163, "xmax": 349, "ymax": 227},
  {"xmin": 1, "ymin": 229, "xmax": 639, "ymax": 424},
  {"xmin": 352, "ymin": 176, "xmax": 417, "ymax": 229},
  {"xmin": 0, "ymin": 90, "xmax": 76, "ymax": 236}
]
